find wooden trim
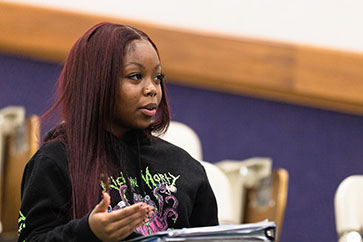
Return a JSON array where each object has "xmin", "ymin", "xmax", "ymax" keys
[
  {"xmin": 243, "ymin": 168, "xmax": 289, "ymax": 242},
  {"xmin": 1, "ymin": 2, "xmax": 363, "ymax": 115},
  {"xmin": 275, "ymin": 169, "xmax": 289, "ymax": 241}
]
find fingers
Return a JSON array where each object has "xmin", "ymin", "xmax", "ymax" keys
[
  {"xmin": 89, "ymin": 192, "xmax": 113, "ymax": 241},
  {"xmin": 107, "ymin": 207, "xmax": 152, "ymax": 241},
  {"xmin": 89, "ymin": 198, "xmax": 155, "ymax": 242},
  {"xmin": 111, "ymin": 203, "xmax": 155, "ymax": 229},
  {"xmin": 116, "ymin": 204, "xmax": 153, "ymax": 225},
  {"xmin": 108, "ymin": 202, "xmax": 149, "ymax": 222},
  {"xmin": 93, "ymin": 191, "xmax": 111, "ymax": 214}
]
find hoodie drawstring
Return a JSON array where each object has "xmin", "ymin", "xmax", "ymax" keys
[{"xmin": 136, "ymin": 134, "xmax": 146, "ymax": 198}]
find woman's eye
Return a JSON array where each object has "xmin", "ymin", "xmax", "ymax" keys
[
  {"xmin": 128, "ymin": 73, "xmax": 142, "ymax": 81},
  {"xmin": 155, "ymin": 74, "xmax": 165, "ymax": 82}
]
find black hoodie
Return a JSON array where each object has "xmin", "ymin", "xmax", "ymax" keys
[{"xmin": 17, "ymin": 131, "xmax": 218, "ymax": 241}]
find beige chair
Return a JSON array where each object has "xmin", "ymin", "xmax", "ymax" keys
[
  {"xmin": 159, "ymin": 121, "xmax": 235, "ymax": 224},
  {"xmin": 159, "ymin": 120, "xmax": 289, "ymax": 235},
  {"xmin": 158, "ymin": 121, "xmax": 203, "ymax": 161},
  {"xmin": 0, "ymin": 106, "xmax": 25, "ymax": 236},
  {"xmin": 216, "ymin": 158, "xmax": 273, "ymax": 224},
  {"xmin": 243, "ymin": 168, "xmax": 289, "ymax": 242},
  {"xmin": 0, "ymin": 113, "xmax": 39, "ymax": 240},
  {"xmin": 335, "ymin": 175, "xmax": 363, "ymax": 242}
]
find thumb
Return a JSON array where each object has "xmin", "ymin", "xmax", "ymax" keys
[{"xmin": 93, "ymin": 191, "xmax": 110, "ymax": 213}]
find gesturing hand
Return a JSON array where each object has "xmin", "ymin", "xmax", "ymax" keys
[{"xmin": 89, "ymin": 192, "xmax": 152, "ymax": 242}]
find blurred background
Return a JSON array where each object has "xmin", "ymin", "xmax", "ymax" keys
[{"xmin": 1, "ymin": 1, "xmax": 363, "ymax": 241}]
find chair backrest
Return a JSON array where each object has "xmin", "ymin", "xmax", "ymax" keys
[
  {"xmin": 159, "ymin": 121, "xmax": 288, "ymax": 231},
  {"xmin": 159, "ymin": 121, "xmax": 235, "ymax": 224},
  {"xmin": 334, "ymin": 175, "xmax": 363, "ymax": 242},
  {"xmin": 0, "ymin": 115, "xmax": 39, "ymax": 238},
  {"xmin": 0, "ymin": 106, "xmax": 25, "ymax": 235},
  {"xmin": 215, "ymin": 158, "xmax": 273, "ymax": 224},
  {"xmin": 199, "ymin": 161, "xmax": 235, "ymax": 225},
  {"xmin": 157, "ymin": 121, "xmax": 203, "ymax": 161},
  {"xmin": 243, "ymin": 168, "xmax": 289, "ymax": 242}
]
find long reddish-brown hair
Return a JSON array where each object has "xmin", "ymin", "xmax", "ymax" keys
[{"xmin": 43, "ymin": 22, "xmax": 170, "ymax": 218}]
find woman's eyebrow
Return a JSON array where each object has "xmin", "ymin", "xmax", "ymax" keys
[
  {"xmin": 153, "ymin": 64, "xmax": 161, "ymax": 72},
  {"xmin": 124, "ymin": 62, "xmax": 145, "ymax": 70},
  {"xmin": 124, "ymin": 62, "xmax": 161, "ymax": 72}
]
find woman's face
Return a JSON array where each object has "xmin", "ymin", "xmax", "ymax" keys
[{"xmin": 111, "ymin": 39, "xmax": 163, "ymax": 137}]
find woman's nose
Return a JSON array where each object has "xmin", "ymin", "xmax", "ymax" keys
[{"xmin": 143, "ymin": 82, "xmax": 157, "ymax": 97}]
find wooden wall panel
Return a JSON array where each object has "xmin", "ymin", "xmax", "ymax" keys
[
  {"xmin": 1, "ymin": 2, "xmax": 363, "ymax": 115},
  {"xmin": 0, "ymin": 3, "xmax": 101, "ymax": 60},
  {"xmin": 295, "ymin": 46, "xmax": 363, "ymax": 104},
  {"xmin": 147, "ymin": 28, "xmax": 296, "ymax": 90}
]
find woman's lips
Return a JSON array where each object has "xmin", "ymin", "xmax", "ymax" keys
[
  {"xmin": 140, "ymin": 103, "xmax": 157, "ymax": 117},
  {"xmin": 140, "ymin": 108, "xmax": 156, "ymax": 117}
]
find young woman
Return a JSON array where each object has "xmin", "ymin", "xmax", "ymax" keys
[{"xmin": 18, "ymin": 22, "xmax": 218, "ymax": 242}]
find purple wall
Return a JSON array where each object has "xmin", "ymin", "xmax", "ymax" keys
[
  {"xmin": 1, "ymin": 52, "xmax": 363, "ymax": 242},
  {"xmin": 0, "ymin": 53, "xmax": 62, "ymax": 118}
]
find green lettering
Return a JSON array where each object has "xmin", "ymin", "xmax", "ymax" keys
[
  {"xmin": 109, "ymin": 176, "xmax": 119, "ymax": 190},
  {"xmin": 153, "ymin": 174, "xmax": 161, "ymax": 184},
  {"xmin": 141, "ymin": 166, "xmax": 156, "ymax": 189},
  {"xmin": 158, "ymin": 173, "xmax": 168, "ymax": 185},
  {"xmin": 129, "ymin": 177, "xmax": 138, "ymax": 191},
  {"xmin": 168, "ymin": 172, "xmax": 180, "ymax": 186},
  {"xmin": 163, "ymin": 173, "xmax": 171, "ymax": 184}
]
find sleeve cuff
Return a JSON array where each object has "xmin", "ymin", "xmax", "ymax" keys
[{"xmin": 76, "ymin": 212, "xmax": 101, "ymax": 242}]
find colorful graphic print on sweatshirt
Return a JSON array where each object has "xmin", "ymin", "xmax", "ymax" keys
[{"xmin": 101, "ymin": 166, "xmax": 181, "ymax": 235}]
